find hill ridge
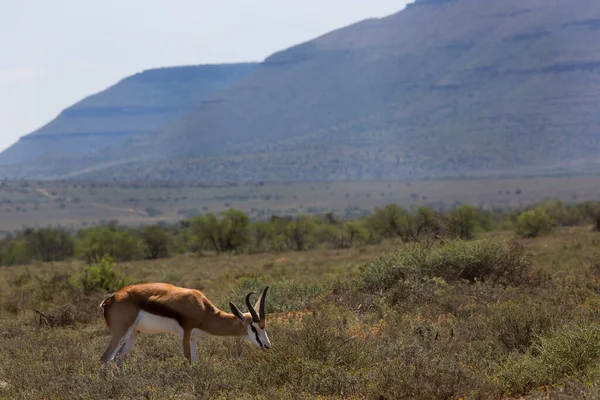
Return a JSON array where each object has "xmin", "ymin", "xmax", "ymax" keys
[
  {"xmin": 0, "ymin": 62, "xmax": 258, "ymax": 165},
  {"xmin": 2, "ymin": 0, "xmax": 600, "ymax": 182}
]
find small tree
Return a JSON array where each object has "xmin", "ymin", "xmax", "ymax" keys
[
  {"xmin": 447, "ymin": 205, "xmax": 478, "ymax": 240},
  {"xmin": 516, "ymin": 208, "xmax": 554, "ymax": 238},
  {"xmin": 141, "ymin": 225, "xmax": 172, "ymax": 259},
  {"xmin": 264, "ymin": 216, "xmax": 290, "ymax": 252},
  {"xmin": 414, "ymin": 206, "xmax": 442, "ymax": 238},
  {"xmin": 250, "ymin": 220, "xmax": 271, "ymax": 252},
  {"xmin": 23, "ymin": 227, "xmax": 75, "ymax": 262},
  {"xmin": 191, "ymin": 214, "xmax": 219, "ymax": 254},
  {"xmin": 285, "ymin": 216, "xmax": 316, "ymax": 251},
  {"xmin": 584, "ymin": 202, "xmax": 600, "ymax": 231},
  {"xmin": 313, "ymin": 222, "xmax": 340, "ymax": 249},
  {"xmin": 369, "ymin": 204, "xmax": 417, "ymax": 242},
  {"xmin": 77, "ymin": 226, "xmax": 144, "ymax": 263},
  {"xmin": 73, "ymin": 255, "xmax": 128, "ymax": 295},
  {"xmin": 171, "ymin": 222, "xmax": 193, "ymax": 255},
  {"xmin": 191, "ymin": 209, "xmax": 250, "ymax": 254},
  {"xmin": 0, "ymin": 239, "xmax": 33, "ymax": 266},
  {"xmin": 341, "ymin": 220, "xmax": 370, "ymax": 248},
  {"xmin": 537, "ymin": 200, "xmax": 567, "ymax": 226},
  {"xmin": 220, "ymin": 209, "xmax": 251, "ymax": 252}
]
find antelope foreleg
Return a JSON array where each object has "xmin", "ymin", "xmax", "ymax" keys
[
  {"xmin": 181, "ymin": 329, "xmax": 192, "ymax": 362},
  {"xmin": 190, "ymin": 338, "xmax": 198, "ymax": 363}
]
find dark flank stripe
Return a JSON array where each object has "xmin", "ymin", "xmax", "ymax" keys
[{"xmin": 139, "ymin": 301, "xmax": 185, "ymax": 328}]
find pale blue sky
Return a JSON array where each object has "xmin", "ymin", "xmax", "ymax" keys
[{"xmin": 0, "ymin": 1, "xmax": 409, "ymax": 152}]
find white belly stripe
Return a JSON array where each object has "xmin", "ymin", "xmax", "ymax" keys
[
  {"xmin": 134, "ymin": 311, "xmax": 208, "ymax": 339},
  {"xmin": 135, "ymin": 310, "xmax": 183, "ymax": 336}
]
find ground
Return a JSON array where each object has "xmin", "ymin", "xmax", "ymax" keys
[
  {"xmin": 2, "ymin": 227, "xmax": 600, "ymax": 398},
  {"xmin": 1, "ymin": 175, "xmax": 600, "ymax": 232}
]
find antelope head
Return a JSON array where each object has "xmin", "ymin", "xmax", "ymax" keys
[{"xmin": 229, "ymin": 286, "xmax": 271, "ymax": 350}]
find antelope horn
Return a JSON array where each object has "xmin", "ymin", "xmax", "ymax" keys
[
  {"xmin": 245, "ymin": 292, "xmax": 260, "ymax": 322},
  {"xmin": 254, "ymin": 286, "xmax": 269, "ymax": 321}
]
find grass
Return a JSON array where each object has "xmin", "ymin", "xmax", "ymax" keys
[
  {"xmin": 2, "ymin": 175, "xmax": 600, "ymax": 231},
  {"xmin": 2, "ymin": 228, "xmax": 600, "ymax": 398}
]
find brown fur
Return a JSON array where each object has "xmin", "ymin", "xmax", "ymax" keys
[{"xmin": 100, "ymin": 283, "xmax": 258, "ymax": 363}]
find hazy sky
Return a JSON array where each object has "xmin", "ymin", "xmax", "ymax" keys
[{"xmin": 0, "ymin": 1, "xmax": 410, "ymax": 153}]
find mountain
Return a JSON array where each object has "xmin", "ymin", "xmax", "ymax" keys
[
  {"xmin": 2, "ymin": 0, "xmax": 600, "ymax": 182},
  {"xmin": 0, "ymin": 63, "xmax": 257, "ymax": 165}
]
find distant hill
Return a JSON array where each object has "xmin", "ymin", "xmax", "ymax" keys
[
  {"xmin": 0, "ymin": 63, "xmax": 257, "ymax": 165},
  {"xmin": 2, "ymin": 0, "xmax": 600, "ymax": 182}
]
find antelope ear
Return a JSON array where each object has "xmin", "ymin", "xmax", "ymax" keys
[{"xmin": 229, "ymin": 302, "xmax": 245, "ymax": 322}]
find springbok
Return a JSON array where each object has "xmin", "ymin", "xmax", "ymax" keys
[{"xmin": 99, "ymin": 283, "xmax": 271, "ymax": 367}]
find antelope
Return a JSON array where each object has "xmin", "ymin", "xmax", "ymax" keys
[{"xmin": 99, "ymin": 283, "xmax": 271, "ymax": 367}]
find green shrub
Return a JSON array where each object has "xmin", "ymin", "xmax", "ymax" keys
[
  {"xmin": 224, "ymin": 276, "xmax": 323, "ymax": 314},
  {"xmin": 528, "ymin": 200, "xmax": 590, "ymax": 227},
  {"xmin": 22, "ymin": 227, "xmax": 75, "ymax": 262},
  {"xmin": 0, "ymin": 227, "xmax": 75, "ymax": 266},
  {"xmin": 369, "ymin": 204, "xmax": 418, "ymax": 242},
  {"xmin": 497, "ymin": 323, "xmax": 600, "ymax": 396},
  {"xmin": 341, "ymin": 219, "xmax": 370, "ymax": 248},
  {"xmin": 538, "ymin": 323, "xmax": 600, "ymax": 379},
  {"xmin": 191, "ymin": 209, "xmax": 250, "ymax": 254},
  {"xmin": 76, "ymin": 226, "xmax": 144, "ymax": 263},
  {"xmin": 72, "ymin": 255, "xmax": 128, "ymax": 295},
  {"xmin": 484, "ymin": 298, "xmax": 558, "ymax": 352},
  {"xmin": 360, "ymin": 242, "xmax": 426, "ymax": 292},
  {"xmin": 313, "ymin": 222, "xmax": 341, "ymax": 249},
  {"xmin": 170, "ymin": 222, "xmax": 193, "ymax": 255},
  {"xmin": 516, "ymin": 208, "xmax": 554, "ymax": 238},
  {"xmin": 284, "ymin": 216, "xmax": 317, "ymax": 251},
  {"xmin": 141, "ymin": 225, "xmax": 172, "ymax": 259},
  {"xmin": 32, "ymin": 272, "xmax": 73, "ymax": 302},
  {"xmin": 249, "ymin": 220, "xmax": 270, "ymax": 252},
  {"xmin": 446, "ymin": 204, "xmax": 480, "ymax": 239},
  {"xmin": 584, "ymin": 201, "xmax": 600, "ymax": 231},
  {"xmin": 414, "ymin": 206, "xmax": 443, "ymax": 237},
  {"xmin": 249, "ymin": 218, "xmax": 289, "ymax": 253},
  {"xmin": 424, "ymin": 238, "xmax": 531, "ymax": 284},
  {"xmin": 360, "ymin": 238, "xmax": 532, "ymax": 293},
  {"xmin": 0, "ymin": 239, "xmax": 34, "ymax": 266}
]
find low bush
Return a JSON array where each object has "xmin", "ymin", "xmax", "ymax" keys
[
  {"xmin": 360, "ymin": 238, "xmax": 532, "ymax": 295},
  {"xmin": 191, "ymin": 209, "xmax": 251, "ymax": 254},
  {"xmin": 0, "ymin": 239, "xmax": 34, "ymax": 266},
  {"xmin": 497, "ymin": 322, "xmax": 600, "ymax": 396},
  {"xmin": 447, "ymin": 204, "xmax": 479, "ymax": 239},
  {"xmin": 341, "ymin": 219, "xmax": 371, "ymax": 248},
  {"xmin": 424, "ymin": 238, "xmax": 531, "ymax": 284},
  {"xmin": 141, "ymin": 225, "xmax": 172, "ymax": 259},
  {"xmin": 516, "ymin": 207, "xmax": 555, "ymax": 238},
  {"xmin": 224, "ymin": 276, "xmax": 323, "ymax": 314},
  {"xmin": 23, "ymin": 227, "xmax": 75, "ymax": 262},
  {"xmin": 72, "ymin": 255, "xmax": 129, "ymax": 295},
  {"xmin": 76, "ymin": 226, "xmax": 144, "ymax": 263}
]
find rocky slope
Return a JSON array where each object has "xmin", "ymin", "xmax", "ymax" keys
[
  {"xmin": 0, "ymin": 63, "xmax": 257, "ymax": 165},
  {"xmin": 2, "ymin": 0, "xmax": 600, "ymax": 182}
]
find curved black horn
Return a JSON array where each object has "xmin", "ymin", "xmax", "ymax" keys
[
  {"xmin": 245, "ymin": 292, "xmax": 260, "ymax": 322},
  {"xmin": 254, "ymin": 286, "xmax": 269, "ymax": 320}
]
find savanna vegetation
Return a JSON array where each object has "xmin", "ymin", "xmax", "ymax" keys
[
  {"xmin": 2, "ymin": 198, "xmax": 599, "ymax": 267},
  {"xmin": 3, "ymin": 199, "xmax": 600, "ymax": 398}
]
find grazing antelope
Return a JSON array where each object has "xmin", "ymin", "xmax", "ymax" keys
[{"xmin": 99, "ymin": 283, "xmax": 271, "ymax": 367}]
